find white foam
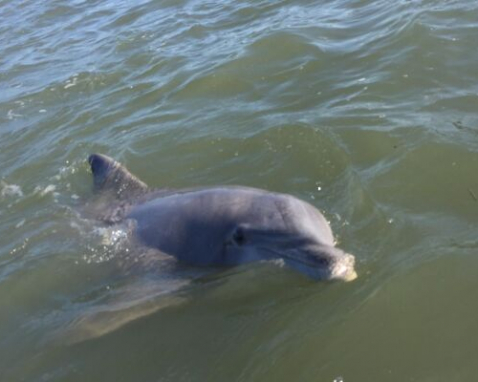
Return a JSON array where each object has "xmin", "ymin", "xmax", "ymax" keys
[
  {"xmin": 34, "ymin": 184, "xmax": 57, "ymax": 196},
  {"xmin": 7, "ymin": 110, "xmax": 22, "ymax": 120},
  {"xmin": 1, "ymin": 182, "xmax": 23, "ymax": 198},
  {"xmin": 95, "ymin": 226, "xmax": 129, "ymax": 246},
  {"xmin": 64, "ymin": 76, "xmax": 78, "ymax": 89},
  {"xmin": 270, "ymin": 258, "xmax": 286, "ymax": 267}
]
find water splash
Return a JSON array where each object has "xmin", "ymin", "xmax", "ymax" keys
[{"xmin": 1, "ymin": 181, "xmax": 23, "ymax": 198}]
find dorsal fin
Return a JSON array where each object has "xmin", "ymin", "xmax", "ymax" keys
[{"xmin": 88, "ymin": 153, "xmax": 148, "ymax": 199}]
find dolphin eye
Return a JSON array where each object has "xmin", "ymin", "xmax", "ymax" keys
[{"xmin": 232, "ymin": 227, "xmax": 246, "ymax": 246}]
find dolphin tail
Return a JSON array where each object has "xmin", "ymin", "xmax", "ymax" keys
[{"xmin": 88, "ymin": 153, "xmax": 149, "ymax": 199}]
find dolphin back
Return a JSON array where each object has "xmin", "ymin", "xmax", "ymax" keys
[{"xmin": 88, "ymin": 154, "xmax": 149, "ymax": 199}]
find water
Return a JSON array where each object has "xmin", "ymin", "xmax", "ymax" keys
[{"xmin": 1, "ymin": 0, "xmax": 478, "ymax": 380}]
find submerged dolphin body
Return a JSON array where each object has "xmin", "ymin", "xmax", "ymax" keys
[{"xmin": 88, "ymin": 154, "xmax": 357, "ymax": 281}]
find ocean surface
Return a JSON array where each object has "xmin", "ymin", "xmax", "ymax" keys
[{"xmin": 1, "ymin": 0, "xmax": 478, "ymax": 381}]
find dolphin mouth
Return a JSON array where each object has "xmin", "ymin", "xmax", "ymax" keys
[
  {"xmin": 343, "ymin": 270, "xmax": 358, "ymax": 282},
  {"xmin": 264, "ymin": 248, "xmax": 357, "ymax": 281},
  {"xmin": 331, "ymin": 264, "xmax": 358, "ymax": 282},
  {"xmin": 330, "ymin": 254, "xmax": 357, "ymax": 282}
]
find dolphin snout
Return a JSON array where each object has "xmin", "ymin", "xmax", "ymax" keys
[
  {"xmin": 331, "ymin": 254, "xmax": 357, "ymax": 282},
  {"xmin": 279, "ymin": 244, "xmax": 357, "ymax": 281}
]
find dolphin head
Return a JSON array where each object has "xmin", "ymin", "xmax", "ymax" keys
[
  {"xmin": 222, "ymin": 224, "xmax": 357, "ymax": 282},
  {"xmin": 220, "ymin": 193, "xmax": 357, "ymax": 282}
]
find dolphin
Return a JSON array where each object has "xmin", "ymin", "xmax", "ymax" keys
[{"xmin": 87, "ymin": 153, "xmax": 357, "ymax": 282}]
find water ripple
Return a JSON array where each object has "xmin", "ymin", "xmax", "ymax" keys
[{"xmin": 2, "ymin": 0, "xmax": 478, "ymax": 380}]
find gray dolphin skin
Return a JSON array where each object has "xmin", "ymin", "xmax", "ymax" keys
[{"xmin": 88, "ymin": 154, "xmax": 357, "ymax": 281}]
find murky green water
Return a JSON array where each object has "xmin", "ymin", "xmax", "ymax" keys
[{"xmin": 1, "ymin": 0, "xmax": 478, "ymax": 380}]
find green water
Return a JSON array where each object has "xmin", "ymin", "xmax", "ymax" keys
[{"xmin": 2, "ymin": 0, "xmax": 478, "ymax": 380}]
